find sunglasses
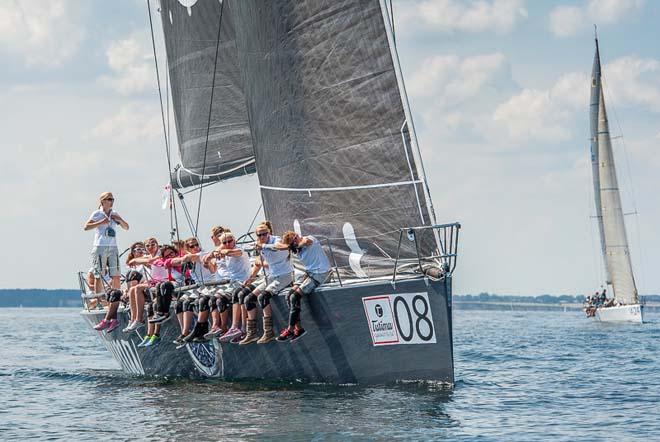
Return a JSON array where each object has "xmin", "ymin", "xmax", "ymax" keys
[
  {"xmin": 133, "ymin": 248, "xmax": 146, "ymax": 253},
  {"xmin": 222, "ymin": 239, "xmax": 235, "ymax": 244},
  {"xmin": 256, "ymin": 232, "xmax": 269, "ymax": 237},
  {"xmin": 187, "ymin": 243, "xmax": 199, "ymax": 248},
  {"xmin": 103, "ymin": 198, "xmax": 115, "ymax": 201}
]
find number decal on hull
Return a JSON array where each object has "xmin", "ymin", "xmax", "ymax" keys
[{"xmin": 363, "ymin": 293, "xmax": 436, "ymax": 346}]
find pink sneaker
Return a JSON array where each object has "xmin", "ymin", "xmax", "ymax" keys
[
  {"xmin": 219, "ymin": 327, "xmax": 241, "ymax": 343},
  {"xmin": 94, "ymin": 319, "xmax": 109, "ymax": 331},
  {"xmin": 106, "ymin": 319, "xmax": 120, "ymax": 333}
]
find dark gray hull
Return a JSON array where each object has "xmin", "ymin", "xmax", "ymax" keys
[{"xmin": 82, "ymin": 276, "xmax": 454, "ymax": 385}]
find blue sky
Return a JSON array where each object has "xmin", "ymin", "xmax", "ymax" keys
[{"xmin": 1, "ymin": 0, "xmax": 658, "ymax": 295}]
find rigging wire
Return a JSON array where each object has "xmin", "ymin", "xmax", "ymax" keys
[
  {"xmin": 194, "ymin": 2, "xmax": 225, "ymax": 238},
  {"xmin": 146, "ymin": 0, "xmax": 180, "ymax": 243}
]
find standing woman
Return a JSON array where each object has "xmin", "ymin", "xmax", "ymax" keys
[{"xmin": 83, "ymin": 192, "xmax": 129, "ymax": 293}]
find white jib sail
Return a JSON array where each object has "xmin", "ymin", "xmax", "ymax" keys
[{"xmin": 596, "ymin": 86, "xmax": 638, "ymax": 304}]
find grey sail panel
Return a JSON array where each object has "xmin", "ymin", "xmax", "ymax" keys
[
  {"xmin": 160, "ymin": 0, "xmax": 255, "ymax": 189},
  {"xmin": 590, "ymin": 40, "xmax": 610, "ymax": 284},
  {"xmin": 230, "ymin": 0, "xmax": 436, "ymax": 278},
  {"xmin": 596, "ymin": 87, "xmax": 638, "ymax": 304}
]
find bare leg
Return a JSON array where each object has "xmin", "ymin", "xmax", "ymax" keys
[
  {"xmin": 231, "ymin": 303, "xmax": 242, "ymax": 329},
  {"xmin": 183, "ymin": 311, "xmax": 194, "ymax": 332},
  {"xmin": 111, "ymin": 276, "xmax": 121, "ymax": 290},
  {"xmin": 136, "ymin": 287, "xmax": 146, "ymax": 322}
]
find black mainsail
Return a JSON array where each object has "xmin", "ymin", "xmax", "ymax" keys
[
  {"xmin": 160, "ymin": 0, "xmax": 255, "ymax": 189},
  {"xmin": 230, "ymin": 0, "xmax": 438, "ymax": 278}
]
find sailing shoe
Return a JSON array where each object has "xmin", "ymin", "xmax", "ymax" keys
[
  {"xmin": 126, "ymin": 320, "xmax": 144, "ymax": 332},
  {"xmin": 93, "ymin": 319, "xmax": 110, "ymax": 331},
  {"xmin": 219, "ymin": 327, "xmax": 242, "ymax": 343},
  {"xmin": 257, "ymin": 317, "xmax": 275, "ymax": 344},
  {"xmin": 276, "ymin": 327, "xmax": 294, "ymax": 342},
  {"xmin": 122, "ymin": 321, "xmax": 136, "ymax": 333},
  {"xmin": 204, "ymin": 327, "xmax": 224, "ymax": 340},
  {"xmin": 239, "ymin": 320, "xmax": 258, "ymax": 345},
  {"xmin": 106, "ymin": 319, "xmax": 120, "ymax": 333},
  {"xmin": 137, "ymin": 335, "xmax": 152, "ymax": 347},
  {"xmin": 149, "ymin": 312, "xmax": 170, "ymax": 324},
  {"xmin": 172, "ymin": 334, "xmax": 185, "ymax": 346},
  {"xmin": 231, "ymin": 332, "xmax": 246, "ymax": 344},
  {"xmin": 145, "ymin": 335, "xmax": 161, "ymax": 347},
  {"xmin": 290, "ymin": 328, "xmax": 307, "ymax": 343}
]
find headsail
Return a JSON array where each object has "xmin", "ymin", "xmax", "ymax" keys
[
  {"xmin": 230, "ymin": 0, "xmax": 438, "ymax": 278},
  {"xmin": 590, "ymin": 37, "xmax": 638, "ymax": 304},
  {"xmin": 160, "ymin": 0, "xmax": 255, "ymax": 189}
]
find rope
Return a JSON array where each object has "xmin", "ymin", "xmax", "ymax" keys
[
  {"xmin": 146, "ymin": 0, "xmax": 180, "ymax": 243},
  {"xmin": 194, "ymin": 2, "xmax": 225, "ymax": 238}
]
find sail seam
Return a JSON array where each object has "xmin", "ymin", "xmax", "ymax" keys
[{"xmin": 260, "ymin": 180, "xmax": 423, "ymax": 193}]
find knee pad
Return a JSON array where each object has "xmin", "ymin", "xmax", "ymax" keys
[
  {"xmin": 258, "ymin": 291, "xmax": 273, "ymax": 309},
  {"xmin": 216, "ymin": 296, "xmax": 229, "ymax": 313},
  {"xmin": 244, "ymin": 292, "xmax": 257, "ymax": 311},
  {"xmin": 197, "ymin": 295, "xmax": 211, "ymax": 312},
  {"xmin": 289, "ymin": 291, "xmax": 302, "ymax": 312},
  {"xmin": 106, "ymin": 289, "xmax": 122, "ymax": 303},
  {"xmin": 183, "ymin": 297, "xmax": 196, "ymax": 313},
  {"xmin": 237, "ymin": 286, "xmax": 252, "ymax": 305}
]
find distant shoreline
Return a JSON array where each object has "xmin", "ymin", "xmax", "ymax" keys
[{"xmin": 2, "ymin": 289, "xmax": 658, "ymax": 311}]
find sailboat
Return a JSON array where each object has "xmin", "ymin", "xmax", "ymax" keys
[
  {"xmin": 586, "ymin": 33, "xmax": 644, "ymax": 323},
  {"xmin": 79, "ymin": 0, "xmax": 460, "ymax": 384}
]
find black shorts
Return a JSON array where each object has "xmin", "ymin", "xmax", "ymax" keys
[{"xmin": 126, "ymin": 270, "xmax": 144, "ymax": 283}]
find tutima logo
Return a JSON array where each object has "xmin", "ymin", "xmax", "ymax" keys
[
  {"xmin": 375, "ymin": 304, "xmax": 383, "ymax": 317},
  {"xmin": 363, "ymin": 295, "xmax": 399, "ymax": 345}
]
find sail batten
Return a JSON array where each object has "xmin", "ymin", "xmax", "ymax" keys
[{"xmin": 590, "ymin": 37, "xmax": 638, "ymax": 304}]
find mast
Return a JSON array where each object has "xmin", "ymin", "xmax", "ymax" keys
[{"xmin": 590, "ymin": 35, "xmax": 638, "ymax": 304}]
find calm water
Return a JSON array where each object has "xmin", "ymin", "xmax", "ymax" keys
[{"xmin": 0, "ymin": 308, "xmax": 658, "ymax": 441}]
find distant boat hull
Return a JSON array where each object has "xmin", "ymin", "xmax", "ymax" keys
[
  {"xmin": 81, "ymin": 276, "xmax": 454, "ymax": 385},
  {"xmin": 594, "ymin": 304, "xmax": 644, "ymax": 323}
]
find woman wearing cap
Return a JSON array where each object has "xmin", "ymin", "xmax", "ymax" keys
[{"xmin": 83, "ymin": 192, "xmax": 129, "ymax": 294}]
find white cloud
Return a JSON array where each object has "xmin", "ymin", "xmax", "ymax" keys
[
  {"xmin": 549, "ymin": 0, "xmax": 644, "ymax": 38},
  {"xmin": 603, "ymin": 56, "xmax": 660, "ymax": 111},
  {"xmin": 493, "ymin": 89, "xmax": 573, "ymax": 142},
  {"xmin": 399, "ymin": 0, "xmax": 527, "ymax": 34},
  {"xmin": 409, "ymin": 53, "xmax": 508, "ymax": 105},
  {"xmin": 90, "ymin": 102, "xmax": 161, "ymax": 144},
  {"xmin": 491, "ymin": 55, "xmax": 660, "ymax": 144},
  {"xmin": 98, "ymin": 35, "xmax": 153, "ymax": 95},
  {"xmin": 0, "ymin": 0, "xmax": 84, "ymax": 66}
]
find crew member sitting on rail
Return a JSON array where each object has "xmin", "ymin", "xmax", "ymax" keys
[
  {"xmin": 129, "ymin": 244, "xmax": 183, "ymax": 347},
  {"xmin": 121, "ymin": 242, "xmax": 150, "ymax": 333},
  {"xmin": 175, "ymin": 237, "xmax": 222, "ymax": 346},
  {"xmin": 238, "ymin": 221, "xmax": 294, "ymax": 345},
  {"xmin": 213, "ymin": 232, "xmax": 252, "ymax": 342},
  {"xmin": 276, "ymin": 231, "xmax": 332, "ymax": 342}
]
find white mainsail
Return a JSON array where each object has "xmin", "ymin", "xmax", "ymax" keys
[{"xmin": 590, "ymin": 37, "xmax": 638, "ymax": 305}]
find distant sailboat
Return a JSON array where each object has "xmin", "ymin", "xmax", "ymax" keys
[{"xmin": 586, "ymin": 33, "xmax": 644, "ymax": 323}]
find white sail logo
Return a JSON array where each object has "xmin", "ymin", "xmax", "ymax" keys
[
  {"xmin": 177, "ymin": 0, "xmax": 197, "ymax": 16},
  {"xmin": 343, "ymin": 222, "xmax": 367, "ymax": 278}
]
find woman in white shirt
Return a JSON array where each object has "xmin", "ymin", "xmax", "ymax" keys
[
  {"xmin": 83, "ymin": 192, "xmax": 129, "ymax": 294},
  {"xmin": 239, "ymin": 221, "xmax": 294, "ymax": 345}
]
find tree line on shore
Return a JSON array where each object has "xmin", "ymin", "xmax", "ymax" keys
[{"xmin": 1, "ymin": 289, "xmax": 659, "ymax": 308}]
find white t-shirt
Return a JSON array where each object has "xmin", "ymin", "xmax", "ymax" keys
[
  {"xmin": 89, "ymin": 209, "xmax": 119, "ymax": 247},
  {"xmin": 261, "ymin": 235, "xmax": 293, "ymax": 277},
  {"xmin": 298, "ymin": 235, "xmax": 331, "ymax": 273},
  {"xmin": 223, "ymin": 248, "xmax": 250, "ymax": 281},
  {"xmin": 191, "ymin": 250, "xmax": 220, "ymax": 284}
]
